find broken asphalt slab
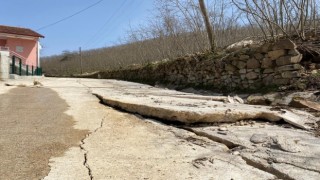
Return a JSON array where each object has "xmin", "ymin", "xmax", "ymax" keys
[
  {"xmin": 80, "ymin": 79, "xmax": 318, "ymax": 130},
  {"xmin": 187, "ymin": 122, "xmax": 320, "ymax": 179}
]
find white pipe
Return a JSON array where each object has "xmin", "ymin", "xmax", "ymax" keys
[{"xmin": 37, "ymin": 41, "xmax": 41, "ymax": 67}]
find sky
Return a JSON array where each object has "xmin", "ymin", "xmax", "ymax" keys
[{"xmin": 1, "ymin": 0, "xmax": 155, "ymax": 57}]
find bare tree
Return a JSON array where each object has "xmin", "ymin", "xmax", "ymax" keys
[
  {"xmin": 199, "ymin": 0, "xmax": 216, "ymax": 51},
  {"xmin": 232, "ymin": 0, "xmax": 320, "ymax": 41}
]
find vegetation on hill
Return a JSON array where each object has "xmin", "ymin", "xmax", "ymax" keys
[{"xmin": 42, "ymin": 0, "xmax": 320, "ymax": 76}]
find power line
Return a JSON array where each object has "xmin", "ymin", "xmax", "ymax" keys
[
  {"xmin": 100, "ymin": 1, "xmax": 143, "ymax": 46},
  {"xmin": 37, "ymin": 0, "xmax": 104, "ymax": 31},
  {"xmin": 85, "ymin": 0, "xmax": 144, "ymax": 49},
  {"xmin": 83, "ymin": 0, "xmax": 129, "ymax": 48}
]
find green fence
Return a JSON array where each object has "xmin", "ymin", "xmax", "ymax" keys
[{"xmin": 11, "ymin": 55, "xmax": 42, "ymax": 76}]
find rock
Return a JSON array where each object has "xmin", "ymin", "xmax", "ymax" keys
[
  {"xmin": 268, "ymin": 50, "xmax": 287, "ymax": 60},
  {"xmin": 273, "ymin": 136, "xmax": 301, "ymax": 153},
  {"xmin": 235, "ymin": 61, "xmax": 247, "ymax": 69},
  {"xmin": 227, "ymin": 96, "xmax": 244, "ymax": 104},
  {"xmin": 292, "ymin": 81, "xmax": 307, "ymax": 90},
  {"xmin": 260, "ymin": 43, "xmax": 271, "ymax": 53},
  {"xmin": 288, "ymin": 49, "xmax": 300, "ymax": 56},
  {"xmin": 246, "ymin": 59, "xmax": 260, "ymax": 69},
  {"xmin": 225, "ymin": 64, "xmax": 237, "ymax": 72},
  {"xmin": 273, "ymin": 39, "xmax": 297, "ymax": 50},
  {"xmin": 309, "ymin": 63, "xmax": 317, "ymax": 70},
  {"xmin": 253, "ymin": 53, "xmax": 264, "ymax": 60},
  {"xmin": 250, "ymin": 134, "xmax": 269, "ymax": 144},
  {"xmin": 263, "ymin": 69, "xmax": 274, "ymax": 74},
  {"xmin": 273, "ymin": 78, "xmax": 290, "ymax": 85},
  {"xmin": 270, "ymin": 91, "xmax": 318, "ymax": 106},
  {"xmin": 234, "ymin": 96, "xmax": 244, "ymax": 104},
  {"xmin": 261, "ymin": 58, "xmax": 273, "ymax": 68},
  {"xmin": 276, "ymin": 54, "xmax": 302, "ymax": 66},
  {"xmin": 226, "ymin": 40, "xmax": 254, "ymax": 52},
  {"xmin": 276, "ymin": 64, "xmax": 303, "ymax": 71},
  {"xmin": 247, "ymin": 95, "xmax": 269, "ymax": 105},
  {"xmin": 262, "ymin": 75, "xmax": 274, "ymax": 85},
  {"xmin": 263, "ymin": 93, "xmax": 281, "ymax": 104},
  {"xmin": 239, "ymin": 69, "xmax": 246, "ymax": 74},
  {"xmin": 232, "ymin": 151, "xmax": 240, "ymax": 155},
  {"xmin": 218, "ymin": 127, "xmax": 228, "ymax": 131},
  {"xmin": 281, "ymin": 71, "xmax": 301, "ymax": 78},
  {"xmin": 246, "ymin": 72, "xmax": 259, "ymax": 80},
  {"xmin": 289, "ymin": 98, "xmax": 320, "ymax": 111},
  {"xmin": 239, "ymin": 55, "xmax": 250, "ymax": 61},
  {"xmin": 311, "ymin": 69, "xmax": 320, "ymax": 75}
]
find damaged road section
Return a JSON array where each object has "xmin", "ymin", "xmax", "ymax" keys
[
  {"xmin": 186, "ymin": 122, "xmax": 320, "ymax": 179},
  {"xmin": 3, "ymin": 78, "xmax": 320, "ymax": 179},
  {"xmin": 80, "ymin": 79, "xmax": 320, "ymax": 179},
  {"xmin": 89, "ymin": 80, "xmax": 317, "ymax": 130}
]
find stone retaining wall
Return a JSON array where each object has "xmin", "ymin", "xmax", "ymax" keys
[{"xmin": 75, "ymin": 39, "xmax": 319, "ymax": 91}]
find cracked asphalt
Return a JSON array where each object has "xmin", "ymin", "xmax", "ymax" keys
[{"xmin": 1, "ymin": 78, "xmax": 319, "ymax": 180}]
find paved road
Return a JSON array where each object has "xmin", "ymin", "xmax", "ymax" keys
[
  {"xmin": 0, "ymin": 87, "xmax": 87, "ymax": 180},
  {"xmin": 0, "ymin": 78, "xmax": 319, "ymax": 180}
]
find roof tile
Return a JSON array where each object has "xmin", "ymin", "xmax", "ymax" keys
[{"xmin": 0, "ymin": 25, "xmax": 44, "ymax": 38}]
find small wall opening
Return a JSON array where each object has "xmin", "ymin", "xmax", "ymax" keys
[{"xmin": 297, "ymin": 44, "xmax": 320, "ymax": 69}]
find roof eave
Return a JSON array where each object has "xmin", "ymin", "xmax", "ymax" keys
[{"xmin": 0, "ymin": 33, "xmax": 43, "ymax": 40}]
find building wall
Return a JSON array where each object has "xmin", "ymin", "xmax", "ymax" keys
[
  {"xmin": 6, "ymin": 37, "xmax": 38, "ymax": 67},
  {"xmin": 0, "ymin": 39, "xmax": 6, "ymax": 46}
]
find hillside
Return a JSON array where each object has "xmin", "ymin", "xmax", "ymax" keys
[{"xmin": 41, "ymin": 27, "xmax": 257, "ymax": 76}]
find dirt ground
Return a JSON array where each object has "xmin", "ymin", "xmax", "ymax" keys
[{"xmin": 0, "ymin": 87, "xmax": 88, "ymax": 180}]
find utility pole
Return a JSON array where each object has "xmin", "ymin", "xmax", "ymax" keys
[{"xmin": 79, "ymin": 47, "xmax": 83, "ymax": 74}]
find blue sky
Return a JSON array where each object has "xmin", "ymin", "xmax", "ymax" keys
[{"xmin": 1, "ymin": 0, "xmax": 154, "ymax": 56}]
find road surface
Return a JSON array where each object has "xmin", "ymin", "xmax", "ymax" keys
[{"xmin": 0, "ymin": 78, "xmax": 319, "ymax": 180}]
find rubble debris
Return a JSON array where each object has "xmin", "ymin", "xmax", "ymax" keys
[
  {"xmin": 289, "ymin": 97, "xmax": 320, "ymax": 111},
  {"xmin": 250, "ymin": 134, "xmax": 269, "ymax": 144},
  {"xmin": 33, "ymin": 80, "xmax": 43, "ymax": 86},
  {"xmin": 272, "ymin": 136, "xmax": 301, "ymax": 153}
]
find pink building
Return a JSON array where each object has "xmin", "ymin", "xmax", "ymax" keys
[{"xmin": 0, "ymin": 25, "xmax": 44, "ymax": 67}]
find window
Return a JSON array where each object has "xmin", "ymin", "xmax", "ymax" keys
[{"xmin": 16, "ymin": 46, "xmax": 24, "ymax": 53}]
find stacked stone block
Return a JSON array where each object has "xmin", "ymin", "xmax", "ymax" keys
[{"xmin": 82, "ymin": 39, "xmax": 315, "ymax": 91}]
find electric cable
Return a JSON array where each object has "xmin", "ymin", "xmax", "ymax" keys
[
  {"xmin": 37, "ymin": 0, "xmax": 104, "ymax": 31},
  {"xmin": 83, "ymin": 0, "xmax": 129, "ymax": 48}
]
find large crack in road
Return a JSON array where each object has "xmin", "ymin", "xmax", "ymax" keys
[
  {"xmin": 80, "ymin": 117, "xmax": 105, "ymax": 180},
  {"xmin": 93, "ymin": 90, "xmax": 319, "ymax": 179},
  {"xmin": 93, "ymin": 93, "xmax": 283, "ymax": 178}
]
